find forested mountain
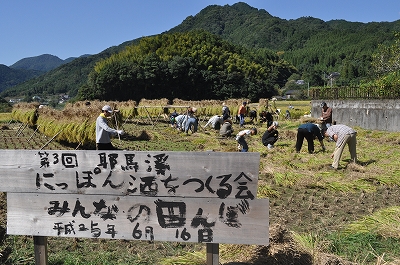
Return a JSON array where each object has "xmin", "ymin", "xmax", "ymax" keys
[
  {"xmin": 169, "ymin": 2, "xmax": 400, "ymax": 85},
  {"xmin": 10, "ymin": 54, "xmax": 65, "ymax": 72},
  {"xmin": 2, "ymin": 2, "xmax": 400, "ymax": 101},
  {"xmin": 0, "ymin": 54, "xmax": 90, "ymax": 93},
  {"xmin": 0, "ymin": 41, "xmax": 138, "ymax": 99},
  {"xmin": 78, "ymin": 30, "xmax": 295, "ymax": 102},
  {"xmin": 0, "ymin": 64, "xmax": 43, "ymax": 91}
]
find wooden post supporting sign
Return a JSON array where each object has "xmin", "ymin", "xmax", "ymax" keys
[
  {"xmin": 207, "ymin": 243, "xmax": 219, "ymax": 265},
  {"xmin": 33, "ymin": 236, "xmax": 48, "ymax": 265}
]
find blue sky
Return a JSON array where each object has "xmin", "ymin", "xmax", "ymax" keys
[{"xmin": 1, "ymin": 0, "xmax": 399, "ymax": 66}]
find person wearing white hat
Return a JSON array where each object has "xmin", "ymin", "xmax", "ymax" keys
[
  {"xmin": 96, "ymin": 105, "xmax": 124, "ymax": 150},
  {"xmin": 262, "ymin": 121, "xmax": 279, "ymax": 149}
]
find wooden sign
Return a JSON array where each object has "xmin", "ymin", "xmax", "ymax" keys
[
  {"xmin": 0, "ymin": 150, "xmax": 260, "ymax": 198},
  {"xmin": 4, "ymin": 150, "xmax": 269, "ymax": 246},
  {"xmin": 7, "ymin": 193, "xmax": 269, "ymax": 245}
]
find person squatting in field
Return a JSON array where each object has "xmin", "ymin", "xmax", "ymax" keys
[
  {"xmin": 262, "ymin": 121, "xmax": 279, "ymax": 149},
  {"xmin": 249, "ymin": 109, "xmax": 257, "ymax": 123},
  {"xmin": 259, "ymin": 110, "xmax": 274, "ymax": 127},
  {"xmin": 219, "ymin": 118, "xmax": 234, "ymax": 137}
]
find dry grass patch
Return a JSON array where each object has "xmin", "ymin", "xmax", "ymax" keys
[{"xmin": 345, "ymin": 207, "xmax": 400, "ymax": 238}]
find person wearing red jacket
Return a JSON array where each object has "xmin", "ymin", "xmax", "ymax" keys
[
  {"xmin": 238, "ymin": 101, "xmax": 247, "ymax": 128},
  {"xmin": 320, "ymin": 102, "xmax": 332, "ymax": 134}
]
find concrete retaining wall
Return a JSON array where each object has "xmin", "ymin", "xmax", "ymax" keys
[{"xmin": 311, "ymin": 99, "xmax": 400, "ymax": 132}]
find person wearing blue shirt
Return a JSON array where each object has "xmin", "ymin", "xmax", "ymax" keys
[
  {"xmin": 184, "ymin": 107, "xmax": 198, "ymax": 134},
  {"xmin": 295, "ymin": 123, "xmax": 325, "ymax": 154}
]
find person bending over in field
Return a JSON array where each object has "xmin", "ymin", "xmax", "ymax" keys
[
  {"xmin": 184, "ymin": 107, "xmax": 198, "ymax": 134},
  {"xmin": 324, "ymin": 124, "xmax": 357, "ymax": 170},
  {"xmin": 174, "ymin": 114, "xmax": 186, "ymax": 131},
  {"xmin": 235, "ymin": 127, "xmax": 257, "ymax": 152},
  {"xmin": 169, "ymin": 109, "xmax": 179, "ymax": 127},
  {"xmin": 204, "ymin": 115, "xmax": 224, "ymax": 130},
  {"xmin": 295, "ymin": 123, "xmax": 325, "ymax": 154},
  {"xmin": 259, "ymin": 111, "xmax": 274, "ymax": 127}
]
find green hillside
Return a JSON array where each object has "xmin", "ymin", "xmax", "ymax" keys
[
  {"xmin": 0, "ymin": 55, "xmax": 84, "ymax": 93},
  {"xmin": 79, "ymin": 30, "xmax": 296, "ymax": 102},
  {"xmin": 0, "ymin": 41, "xmax": 138, "ymax": 100},
  {"xmin": 169, "ymin": 2, "xmax": 400, "ymax": 85},
  {"xmin": 10, "ymin": 54, "xmax": 65, "ymax": 72},
  {"xmin": 2, "ymin": 2, "xmax": 400, "ymax": 101},
  {"xmin": 0, "ymin": 64, "xmax": 43, "ymax": 90}
]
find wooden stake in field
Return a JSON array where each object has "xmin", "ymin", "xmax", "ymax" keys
[
  {"xmin": 16, "ymin": 123, "xmax": 28, "ymax": 136},
  {"xmin": 27, "ymin": 125, "xmax": 40, "ymax": 142},
  {"xmin": 113, "ymin": 110, "xmax": 121, "ymax": 141},
  {"xmin": 39, "ymin": 129, "xmax": 63, "ymax": 150}
]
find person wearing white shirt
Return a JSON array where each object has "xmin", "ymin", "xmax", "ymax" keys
[
  {"xmin": 204, "ymin": 115, "xmax": 224, "ymax": 130},
  {"xmin": 96, "ymin": 105, "xmax": 124, "ymax": 150},
  {"xmin": 235, "ymin": 127, "xmax": 257, "ymax": 152}
]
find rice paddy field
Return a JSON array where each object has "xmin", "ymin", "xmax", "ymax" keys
[{"xmin": 0, "ymin": 100, "xmax": 399, "ymax": 264}]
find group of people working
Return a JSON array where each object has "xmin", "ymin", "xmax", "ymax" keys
[
  {"xmin": 95, "ymin": 101, "xmax": 357, "ymax": 170},
  {"xmin": 169, "ymin": 107, "xmax": 199, "ymax": 134},
  {"xmin": 202, "ymin": 102, "xmax": 279, "ymax": 152},
  {"xmin": 235, "ymin": 121, "xmax": 280, "ymax": 152},
  {"xmin": 232, "ymin": 101, "xmax": 357, "ymax": 170},
  {"xmin": 294, "ymin": 102, "xmax": 357, "ymax": 169}
]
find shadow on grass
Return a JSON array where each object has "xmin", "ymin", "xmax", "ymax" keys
[
  {"xmin": 0, "ymin": 226, "xmax": 12, "ymax": 265},
  {"xmin": 356, "ymin": 159, "xmax": 377, "ymax": 166},
  {"xmin": 122, "ymin": 130, "xmax": 151, "ymax": 141}
]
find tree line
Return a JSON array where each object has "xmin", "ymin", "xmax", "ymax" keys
[
  {"xmin": 170, "ymin": 3, "xmax": 400, "ymax": 87},
  {"xmin": 77, "ymin": 30, "xmax": 296, "ymax": 102}
]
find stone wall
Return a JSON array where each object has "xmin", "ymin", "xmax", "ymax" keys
[{"xmin": 311, "ymin": 99, "xmax": 400, "ymax": 132}]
